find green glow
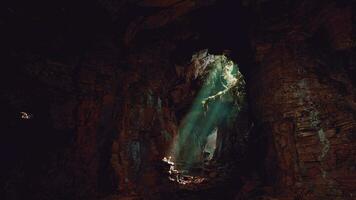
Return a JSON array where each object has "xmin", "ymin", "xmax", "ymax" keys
[{"xmin": 171, "ymin": 52, "xmax": 245, "ymax": 170}]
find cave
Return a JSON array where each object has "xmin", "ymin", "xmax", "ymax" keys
[
  {"xmin": 163, "ymin": 50, "xmax": 247, "ymax": 186},
  {"xmin": 1, "ymin": 0, "xmax": 355, "ymax": 200}
]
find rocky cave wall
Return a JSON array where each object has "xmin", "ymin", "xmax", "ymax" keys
[{"xmin": 246, "ymin": 1, "xmax": 356, "ymax": 199}]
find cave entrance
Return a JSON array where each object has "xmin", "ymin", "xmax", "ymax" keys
[{"xmin": 163, "ymin": 49, "xmax": 246, "ymax": 185}]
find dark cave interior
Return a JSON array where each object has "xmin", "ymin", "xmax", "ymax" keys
[{"xmin": 0, "ymin": 0, "xmax": 355, "ymax": 200}]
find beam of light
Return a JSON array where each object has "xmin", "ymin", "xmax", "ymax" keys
[
  {"xmin": 203, "ymin": 127, "xmax": 218, "ymax": 161},
  {"xmin": 163, "ymin": 51, "xmax": 245, "ymax": 185}
]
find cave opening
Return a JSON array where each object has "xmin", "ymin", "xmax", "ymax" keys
[{"xmin": 163, "ymin": 49, "xmax": 246, "ymax": 186}]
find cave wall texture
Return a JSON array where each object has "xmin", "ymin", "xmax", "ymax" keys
[
  {"xmin": 0, "ymin": 0, "xmax": 355, "ymax": 200},
  {"xmin": 248, "ymin": 1, "xmax": 356, "ymax": 199}
]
